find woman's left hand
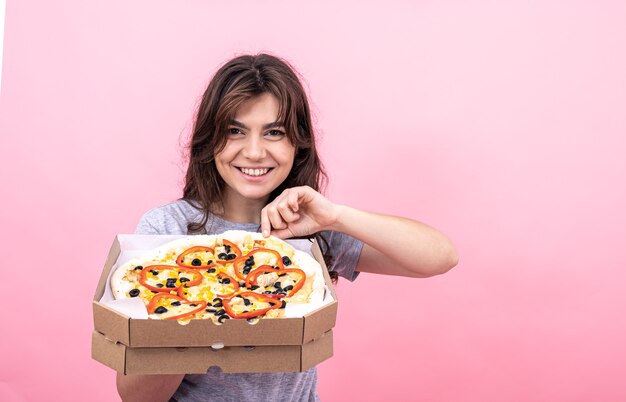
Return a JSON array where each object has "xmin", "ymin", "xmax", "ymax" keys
[{"xmin": 260, "ymin": 186, "xmax": 339, "ymax": 239}]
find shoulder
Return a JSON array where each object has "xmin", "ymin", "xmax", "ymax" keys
[{"xmin": 135, "ymin": 199, "xmax": 205, "ymax": 235}]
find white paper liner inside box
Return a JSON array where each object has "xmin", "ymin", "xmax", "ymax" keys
[{"xmin": 100, "ymin": 234, "xmax": 334, "ymax": 320}]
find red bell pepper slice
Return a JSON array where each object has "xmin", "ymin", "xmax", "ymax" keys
[
  {"xmin": 215, "ymin": 239, "xmax": 242, "ymax": 263},
  {"xmin": 215, "ymin": 271, "xmax": 240, "ymax": 298},
  {"xmin": 232, "ymin": 248, "xmax": 284, "ymax": 281},
  {"xmin": 244, "ymin": 265, "xmax": 277, "ymax": 288},
  {"xmin": 222, "ymin": 291, "xmax": 282, "ymax": 319},
  {"xmin": 147, "ymin": 293, "xmax": 207, "ymax": 320},
  {"xmin": 139, "ymin": 265, "xmax": 202, "ymax": 292},
  {"xmin": 177, "ymin": 267, "xmax": 204, "ymax": 287},
  {"xmin": 176, "ymin": 246, "xmax": 216, "ymax": 269},
  {"xmin": 245, "ymin": 265, "xmax": 306, "ymax": 298},
  {"xmin": 176, "ymin": 271, "xmax": 240, "ymax": 300}
]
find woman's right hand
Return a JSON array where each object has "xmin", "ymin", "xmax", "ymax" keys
[{"xmin": 260, "ymin": 186, "xmax": 340, "ymax": 239}]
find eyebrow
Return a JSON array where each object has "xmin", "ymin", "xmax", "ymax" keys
[{"xmin": 228, "ymin": 119, "xmax": 285, "ymax": 130}]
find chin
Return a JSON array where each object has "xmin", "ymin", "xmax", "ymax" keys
[{"xmin": 237, "ymin": 186, "xmax": 278, "ymax": 201}]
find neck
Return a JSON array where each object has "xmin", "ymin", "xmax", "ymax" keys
[{"xmin": 216, "ymin": 191, "xmax": 268, "ymax": 224}]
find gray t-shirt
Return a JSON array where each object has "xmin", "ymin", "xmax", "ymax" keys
[{"xmin": 135, "ymin": 199, "xmax": 363, "ymax": 402}]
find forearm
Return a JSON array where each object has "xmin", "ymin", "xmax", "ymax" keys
[
  {"xmin": 116, "ymin": 373, "xmax": 184, "ymax": 402},
  {"xmin": 330, "ymin": 205, "xmax": 458, "ymax": 277}
]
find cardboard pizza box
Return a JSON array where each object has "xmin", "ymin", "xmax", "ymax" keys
[
  {"xmin": 91, "ymin": 329, "xmax": 333, "ymax": 374},
  {"xmin": 92, "ymin": 235, "xmax": 338, "ymax": 348}
]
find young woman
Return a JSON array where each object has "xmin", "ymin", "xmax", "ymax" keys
[{"xmin": 117, "ymin": 53, "xmax": 458, "ymax": 402}]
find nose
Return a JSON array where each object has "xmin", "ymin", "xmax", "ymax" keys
[{"xmin": 241, "ymin": 133, "xmax": 266, "ymax": 161}]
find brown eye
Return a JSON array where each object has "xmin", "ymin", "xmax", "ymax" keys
[
  {"xmin": 229, "ymin": 128, "xmax": 243, "ymax": 135},
  {"xmin": 266, "ymin": 130, "xmax": 285, "ymax": 137}
]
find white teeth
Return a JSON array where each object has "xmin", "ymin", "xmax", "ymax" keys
[{"xmin": 240, "ymin": 167, "xmax": 269, "ymax": 176}]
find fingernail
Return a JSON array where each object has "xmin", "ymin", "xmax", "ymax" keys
[{"xmin": 262, "ymin": 230, "xmax": 269, "ymax": 237}]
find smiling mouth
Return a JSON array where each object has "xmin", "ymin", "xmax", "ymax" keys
[{"xmin": 237, "ymin": 167, "xmax": 273, "ymax": 177}]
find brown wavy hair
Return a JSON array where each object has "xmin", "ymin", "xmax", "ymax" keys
[{"xmin": 181, "ymin": 53, "xmax": 337, "ymax": 281}]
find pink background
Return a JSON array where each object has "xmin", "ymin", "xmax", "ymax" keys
[{"xmin": 1, "ymin": 1, "xmax": 625, "ymax": 401}]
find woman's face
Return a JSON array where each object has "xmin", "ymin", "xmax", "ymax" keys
[{"xmin": 215, "ymin": 92, "xmax": 296, "ymax": 205}]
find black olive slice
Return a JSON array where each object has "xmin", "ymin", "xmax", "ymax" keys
[
  {"xmin": 129, "ymin": 289, "xmax": 140, "ymax": 297},
  {"xmin": 154, "ymin": 306, "xmax": 168, "ymax": 314}
]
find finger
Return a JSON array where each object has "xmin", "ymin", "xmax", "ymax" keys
[
  {"xmin": 287, "ymin": 190, "xmax": 300, "ymax": 212},
  {"xmin": 260, "ymin": 206, "xmax": 272, "ymax": 237},
  {"xmin": 276, "ymin": 200, "xmax": 300, "ymax": 223},
  {"xmin": 266, "ymin": 204, "xmax": 288, "ymax": 231}
]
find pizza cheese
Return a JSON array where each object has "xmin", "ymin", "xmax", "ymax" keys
[{"xmin": 111, "ymin": 231, "xmax": 324, "ymax": 324}]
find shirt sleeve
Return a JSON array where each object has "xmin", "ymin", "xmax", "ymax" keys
[
  {"xmin": 320, "ymin": 230, "xmax": 364, "ymax": 282},
  {"xmin": 134, "ymin": 212, "xmax": 162, "ymax": 235},
  {"xmin": 133, "ymin": 207, "xmax": 188, "ymax": 235}
]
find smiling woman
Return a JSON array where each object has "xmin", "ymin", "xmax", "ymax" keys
[
  {"xmin": 215, "ymin": 93, "xmax": 296, "ymax": 214},
  {"xmin": 182, "ymin": 54, "xmax": 325, "ymax": 233},
  {"xmin": 117, "ymin": 53, "xmax": 458, "ymax": 402}
]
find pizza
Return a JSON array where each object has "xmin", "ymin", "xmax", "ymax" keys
[{"xmin": 110, "ymin": 230, "xmax": 325, "ymax": 324}]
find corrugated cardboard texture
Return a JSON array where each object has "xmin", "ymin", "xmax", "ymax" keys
[
  {"xmin": 93, "ymin": 302, "xmax": 130, "ymax": 346},
  {"xmin": 93, "ymin": 330, "xmax": 334, "ymax": 374},
  {"xmin": 93, "ymin": 236, "xmax": 121, "ymax": 300},
  {"xmin": 128, "ymin": 317, "xmax": 304, "ymax": 347},
  {"xmin": 91, "ymin": 331, "xmax": 126, "ymax": 373},
  {"xmin": 303, "ymin": 302, "xmax": 338, "ymax": 344},
  {"xmin": 301, "ymin": 331, "xmax": 333, "ymax": 372},
  {"xmin": 93, "ymin": 235, "xmax": 338, "ymax": 348}
]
